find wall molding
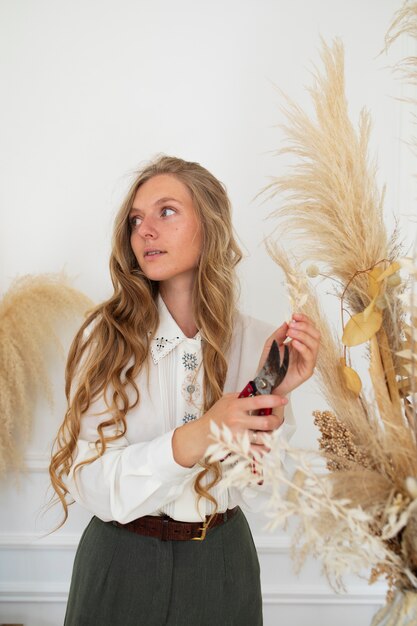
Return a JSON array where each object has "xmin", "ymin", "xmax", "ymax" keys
[
  {"xmin": 0, "ymin": 582, "xmax": 68, "ymax": 604},
  {"xmin": 262, "ymin": 585, "xmax": 385, "ymax": 606},
  {"xmin": 0, "ymin": 582, "xmax": 386, "ymax": 606},
  {"xmin": 256, "ymin": 535, "xmax": 290, "ymax": 553},
  {"xmin": 0, "ymin": 533, "xmax": 80, "ymax": 550},
  {"xmin": 24, "ymin": 452, "xmax": 49, "ymax": 472}
]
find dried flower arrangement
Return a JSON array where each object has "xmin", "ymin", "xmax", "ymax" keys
[
  {"xmin": 0, "ymin": 273, "xmax": 92, "ymax": 476},
  {"xmin": 207, "ymin": 18, "xmax": 417, "ymax": 623}
]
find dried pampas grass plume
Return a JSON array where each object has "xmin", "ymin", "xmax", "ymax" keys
[
  {"xmin": 385, "ymin": 1, "xmax": 417, "ymax": 85},
  {"xmin": 0, "ymin": 273, "xmax": 92, "ymax": 476},
  {"xmin": 264, "ymin": 38, "xmax": 400, "ymax": 317}
]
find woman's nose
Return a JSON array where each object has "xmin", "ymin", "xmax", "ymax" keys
[{"xmin": 138, "ymin": 216, "xmax": 158, "ymax": 239}]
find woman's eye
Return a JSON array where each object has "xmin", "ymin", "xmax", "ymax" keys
[
  {"xmin": 161, "ymin": 207, "xmax": 175, "ymax": 217},
  {"xmin": 129, "ymin": 215, "xmax": 142, "ymax": 228}
]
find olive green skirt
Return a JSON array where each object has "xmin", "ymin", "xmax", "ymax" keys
[{"xmin": 64, "ymin": 507, "xmax": 262, "ymax": 626}]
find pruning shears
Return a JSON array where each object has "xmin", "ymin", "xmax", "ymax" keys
[
  {"xmin": 238, "ymin": 340, "xmax": 289, "ymax": 413},
  {"xmin": 237, "ymin": 339, "xmax": 289, "ymax": 483}
]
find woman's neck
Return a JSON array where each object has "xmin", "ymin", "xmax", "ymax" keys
[{"xmin": 159, "ymin": 285, "xmax": 198, "ymax": 339}]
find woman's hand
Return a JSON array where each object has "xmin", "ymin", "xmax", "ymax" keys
[
  {"xmin": 172, "ymin": 392, "xmax": 288, "ymax": 467},
  {"xmin": 204, "ymin": 392, "xmax": 287, "ymax": 433},
  {"xmin": 258, "ymin": 313, "xmax": 321, "ymax": 397}
]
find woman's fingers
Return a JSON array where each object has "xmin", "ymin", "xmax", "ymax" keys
[
  {"xmin": 288, "ymin": 328, "xmax": 319, "ymax": 353},
  {"xmin": 246, "ymin": 415, "xmax": 282, "ymax": 432},
  {"xmin": 288, "ymin": 316, "xmax": 321, "ymax": 341},
  {"xmin": 237, "ymin": 393, "xmax": 288, "ymax": 413},
  {"xmin": 215, "ymin": 396, "xmax": 284, "ymax": 431},
  {"xmin": 287, "ymin": 322, "xmax": 320, "ymax": 342},
  {"xmin": 286, "ymin": 318, "xmax": 320, "ymax": 368}
]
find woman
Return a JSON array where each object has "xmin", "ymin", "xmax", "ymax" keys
[{"xmin": 49, "ymin": 155, "xmax": 320, "ymax": 626}]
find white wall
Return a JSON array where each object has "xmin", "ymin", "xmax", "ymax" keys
[{"xmin": 1, "ymin": 1, "xmax": 415, "ymax": 624}]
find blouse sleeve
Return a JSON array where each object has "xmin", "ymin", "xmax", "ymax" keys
[{"xmin": 66, "ymin": 407, "xmax": 201, "ymax": 523}]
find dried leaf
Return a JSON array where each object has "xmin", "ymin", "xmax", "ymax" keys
[
  {"xmin": 376, "ymin": 261, "xmax": 402, "ymax": 283},
  {"xmin": 342, "ymin": 365, "xmax": 362, "ymax": 396},
  {"xmin": 368, "ymin": 267, "xmax": 383, "ymax": 298},
  {"xmin": 342, "ymin": 309, "xmax": 383, "ymax": 347},
  {"xmin": 363, "ymin": 296, "xmax": 377, "ymax": 321}
]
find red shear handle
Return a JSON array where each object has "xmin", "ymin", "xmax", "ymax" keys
[
  {"xmin": 220, "ymin": 382, "xmax": 271, "ymax": 467},
  {"xmin": 236, "ymin": 381, "xmax": 266, "ymax": 484},
  {"xmin": 238, "ymin": 381, "xmax": 272, "ymax": 416},
  {"xmin": 257, "ymin": 407, "xmax": 272, "ymax": 416},
  {"xmin": 238, "ymin": 381, "xmax": 256, "ymax": 399}
]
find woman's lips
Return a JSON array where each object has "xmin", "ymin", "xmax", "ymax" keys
[{"xmin": 143, "ymin": 250, "xmax": 167, "ymax": 260}]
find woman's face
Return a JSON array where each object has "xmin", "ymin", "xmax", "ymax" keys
[{"xmin": 129, "ymin": 174, "xmax": 202, "ymax": 291}]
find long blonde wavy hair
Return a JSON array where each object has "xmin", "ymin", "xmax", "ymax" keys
[{"xmin": 49, "ymin": 155, "xmax": 242, "ymax": 526}]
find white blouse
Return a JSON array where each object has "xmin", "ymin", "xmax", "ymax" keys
[{"xmin": 66, "ymin": 296, "xmax": 296, "ymax": 523}]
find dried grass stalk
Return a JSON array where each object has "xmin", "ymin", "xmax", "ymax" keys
[
  {"xmin": 264, "ymin": 39, "xmax": 391, "ymax": 314},
  {"xmin": 0, "ymin": 273, "xmax": 92, "ymax": 476},
  {"xmin": 385, "ymin": 1, "xmax": 417, "ymax": 85},
  {"xmin": 266, "ymin": 242, "xmax": 393, "ymax": 475},
  {"xmin": 267, "ymin": 243, "xmax": 417, "ymax": 529},
  {"xmin": 207, "ymin": 424, "xmax": 407, "ymax": 593}
]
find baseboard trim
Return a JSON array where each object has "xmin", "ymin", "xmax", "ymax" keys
[{"xmin": 0, "ymin": 582, "xmax": 386, "ymax": 606}]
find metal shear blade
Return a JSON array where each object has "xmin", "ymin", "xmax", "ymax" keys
[{"xmin": 253, "ymin": 340, "xmax": 289, "ymax": 395}]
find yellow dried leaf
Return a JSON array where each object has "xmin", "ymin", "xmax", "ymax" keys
[
  {"xmin": 363, "ymin": 296, "xmax": 377, "ymax": 321},
  {"xmin": 387, "ymin": 274, "xmax": 402, "ymax": 287},
  {"xmin": 376, "ymin": 261, "xmax": 402, "ymax": 282},
  {"xmin": 342, "ymin": 309, "xmax": 383, "ymax": 347},
  {"xmin": 368, "ymin": 267, "xmax": 383, "ymax": 298},
  {"xmin": 342, "ymin": 365, "xmax": 362, "ymax": 395},
  {"xmin": 375, "ymin": 294, "xmax": 388, "ymax": 309}
]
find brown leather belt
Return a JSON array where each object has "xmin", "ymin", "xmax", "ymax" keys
[{"xmin": 111, "ymin": 506, "xmax": 239, "ymax": 541}]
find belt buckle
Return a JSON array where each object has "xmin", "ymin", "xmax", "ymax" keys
[{"xmin": 191, "ymin": 519, "xmax": 208, "ymax": 541}]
